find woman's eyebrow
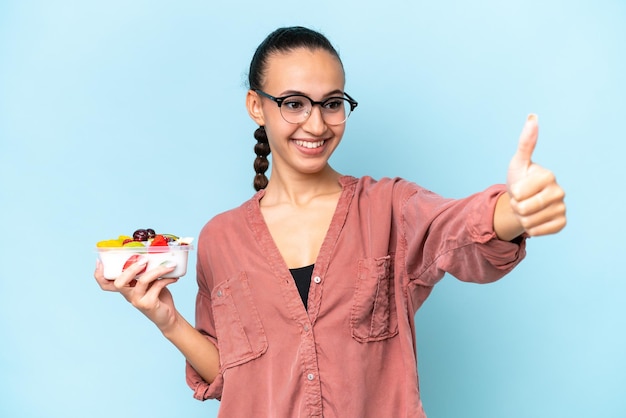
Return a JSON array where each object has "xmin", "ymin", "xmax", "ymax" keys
[{"xmin": 279, "ymin": 89, "xmax": 345, "ymax": 98}]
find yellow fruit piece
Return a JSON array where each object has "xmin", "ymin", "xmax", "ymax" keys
[
  {"xmin": 118, "ymin": 235, "xmax": 132, "ymax": 242},
  {"xmin": 96, "ymin": 239, "xmax": 123, "ymax": 247}
]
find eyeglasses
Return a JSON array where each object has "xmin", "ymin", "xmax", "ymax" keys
[{"xmin": 255, "ymin": 89, "xmax": 358, "ymax": 125}]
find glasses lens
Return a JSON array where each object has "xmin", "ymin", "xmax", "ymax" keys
[
  {"xmin": 322, "ymin": 98, "xmax": 350, "ymax": 125},
  {"xmin": 280, "ymin": 96, "xmax": 311, "ymax": 124}
]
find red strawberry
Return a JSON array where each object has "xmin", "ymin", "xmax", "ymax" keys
[
  {"xmin": 150, "ymin": 235, "xmax": 169, "ymax": 247},
  {"xmin": 122, "ymin": 254, "xmax": 147, "ymax": 274},
  {"xmin": 148, "ymin": 234, "xmax": 169, "ymax": 253}
]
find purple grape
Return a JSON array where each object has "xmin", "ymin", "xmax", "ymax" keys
[
  {"xmin": 146, "ymin": 228, "xmax": 156, "ymax": 239},
  {"xmin": 133, "ymin": 229, "xmax": 149, "ymax": 241}
]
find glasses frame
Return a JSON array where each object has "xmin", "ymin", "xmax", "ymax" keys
[{"xmin": 254, "ymin": 89, "xmax": 358, "ymax": 125}]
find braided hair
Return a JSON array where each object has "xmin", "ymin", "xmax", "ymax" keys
[
  {"xmin": 253, "ymin": 126, "xmax": 270, "ymax": 191},
  {"xmin": 247, "ymin": 26, "xmax": 343, "ymax": 191}
]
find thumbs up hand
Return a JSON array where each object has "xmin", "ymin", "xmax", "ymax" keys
[{"xmin": 504, "ymin": 114, "xmax": 566, "ymax": 238}]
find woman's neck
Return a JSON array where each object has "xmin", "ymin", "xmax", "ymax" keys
[{"xmin": 261, "ymin": 166, "xmax": 343, "ymax": 207}]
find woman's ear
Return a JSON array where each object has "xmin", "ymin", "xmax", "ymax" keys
[{"xmin": 246, "ymin": 90, "xmax": 265, "ymax": 126}]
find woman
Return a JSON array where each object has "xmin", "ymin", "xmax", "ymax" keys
[{"xmin": 95, "ymin": 26, "xmax": 566, "ymax": 417}]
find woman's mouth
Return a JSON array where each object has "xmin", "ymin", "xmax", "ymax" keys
[{"xmin": 293, "ymin": 139, "xmax": 326, "ymax": 149}]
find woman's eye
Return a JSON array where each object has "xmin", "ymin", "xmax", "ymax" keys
[
  {"xmin": 323, "ymin": 99, "xmax": 344, "ymax": 111},
  {"xmin": 284, "ymin": 98, "xmax": 306, "ymax": 111}
]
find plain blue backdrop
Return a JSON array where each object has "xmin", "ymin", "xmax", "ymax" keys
[{"xmin": 1, "ymin": 1, "xmax": 624, "ymax": 417}]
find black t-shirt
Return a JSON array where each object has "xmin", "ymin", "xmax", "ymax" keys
[{"xmin": 289, "ymin": 264, "xmax": 314, "ymax": 310}]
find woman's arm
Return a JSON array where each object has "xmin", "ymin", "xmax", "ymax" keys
[
  {"xmin": 161, "ymin": 312, "xmax": 220, "ymax": 384},
  {"xmin": 494, "ymin": 115, "xmax": 567, "ymax": 241},
  {"xmin": 94, "ymin": 259, "xmax": 220, "ymax": 384}
]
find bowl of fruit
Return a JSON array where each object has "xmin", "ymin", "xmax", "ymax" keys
[{"xmin": 96, "ymin": 228, "xmax": 194, "ymax": 280}]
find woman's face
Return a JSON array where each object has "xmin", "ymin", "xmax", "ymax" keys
[{"xmin": 247, "ymin": 48, "xmax": 347, "ymax": 177}]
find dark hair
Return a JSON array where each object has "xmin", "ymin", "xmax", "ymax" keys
[{"xmin": 248, "ymin": 26, "xmax": 343, "ymax": 191}]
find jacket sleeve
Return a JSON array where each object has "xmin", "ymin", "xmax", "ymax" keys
[
  {"xmin": 185, "ymin": 234, "xmax": 224, "ymax": 401},
  {"xmin": 401, "ymin": 183, "xmax": 527, "ymax": 287}
]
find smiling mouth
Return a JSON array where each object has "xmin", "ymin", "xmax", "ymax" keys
[{"xmin": 294, "ymin": 139, "xmax": 326, "ymax": 149}]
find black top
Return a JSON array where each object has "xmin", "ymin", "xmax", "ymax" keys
[{"xmin": 289, "ymin": 264, "xmax": 314, "ymax": 310}]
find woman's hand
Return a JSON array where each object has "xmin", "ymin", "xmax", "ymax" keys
[
  {"xmin": 94, "ymin": 258, "xmax": 180, "ymax": 333},
  {"xmin": 495, "ymin": 114, "xmax": 567, "ymax": 241}
]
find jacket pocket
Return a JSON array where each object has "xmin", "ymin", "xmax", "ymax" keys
[
  {"xmin": 350, "ymin": 255, "xmax": 399, "ymax": 342},
  {"xmin": 211, "ymin": 272, "xmax": 268, "ymax": 369}
]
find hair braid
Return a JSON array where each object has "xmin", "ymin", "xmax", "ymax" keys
[{"xmin": 253, "ymin": 126, "xmax": 270, "ymax": 191}]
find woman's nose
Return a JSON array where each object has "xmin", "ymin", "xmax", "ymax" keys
[{"xmin": 301, "ymin": 105, "xmax": 327, "ymax": 135}]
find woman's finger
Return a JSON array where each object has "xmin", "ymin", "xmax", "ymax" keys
[
  {"xmin": 511, "ymin": 183, "xmax": 565, "ymax": 217},
  {"xmin": 113, "ymin": 257, "xmax": 149, "ymax": 290},
  {"xmin": 132, "ymin": 261, "xmax": 178, "ymax": 295},
  {"xmin": 137, "ymin": 278, "xmax": 179, "ymax": 310},
  {"xmin": 514, "ymin": 199, "xmax": 567, "ymax": 236},
  {"xmin": 510, "ymin": 165, "xmax": 556, "ymax": 202}
]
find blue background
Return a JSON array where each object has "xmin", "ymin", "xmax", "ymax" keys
[{"xmin": 1, "ymin": 1, "xmax": 624, "ymax": 417}]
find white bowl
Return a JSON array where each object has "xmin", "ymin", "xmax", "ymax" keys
[{"xmin": 97, "ymin": 244, "xmax": 193, "ymax": 280}]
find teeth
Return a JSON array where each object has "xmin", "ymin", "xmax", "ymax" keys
[{"xmin": 295, "ymin": 140, "xmax": 325, "ymax": 149}]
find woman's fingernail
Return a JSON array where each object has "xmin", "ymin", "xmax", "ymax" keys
[
  {"xmin": 527, "ymin": 113, "xmax": 538, "ymax": 122},
  {"xmin": 160, "ymin": 260, "xmax": 177, "ymax": 268}
]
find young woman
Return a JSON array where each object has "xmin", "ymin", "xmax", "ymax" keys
[{"xmin": 95, "ymin": 26, "xmax": 566, "ymax": 417}]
